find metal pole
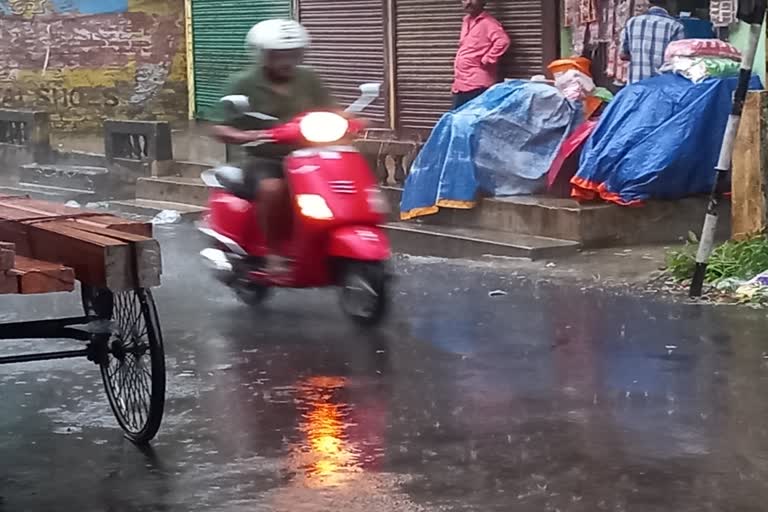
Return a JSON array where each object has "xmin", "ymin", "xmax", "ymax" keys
[
  {"xmin": 689, "ymin": 23, "xmax": 763, "ymax": 297},
  {"xmin": 0, "ymin": 349, "xmax": 89, "ymax": 366}
]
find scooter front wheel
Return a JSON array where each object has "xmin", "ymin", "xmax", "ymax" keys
[
  {"xmin": 339, "ymin": 261, "xmax": 389, "ymax": 327},
  {"xmin": 235, "ymin": 279, "xmax": 272, "ymax": 306}
]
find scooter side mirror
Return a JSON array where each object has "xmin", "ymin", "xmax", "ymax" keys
[
  {"xmin": 359, "ymin": 83, "xmax": 381, "ymax": 96},
  {"xmin": 220, "ymin": 95, "xmax": 279, "ymax": 121},
  {"xmin": 220, "ymin": 95, "xmax": 251, "ymax": 113},
  {"xmin": 345, "ymin": 83, "xmax": 382, "ymax": 114}
]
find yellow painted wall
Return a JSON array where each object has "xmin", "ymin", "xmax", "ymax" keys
[{"xmin": 0, "ymin": 0, "xmax": 188, "ymax": 131}]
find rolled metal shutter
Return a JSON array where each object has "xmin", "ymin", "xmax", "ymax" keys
[
  {"xmin": 394, "ymin": 0, "xmax": 461, "ymax": 132},
  {"xmin": 298, "ymin": 0, "xmax": 386, "ymax": 123},
  {"xmin": 192, "ymin": 0, "xmax": 291, "ymax": 119},
  {"xmin": 394, "ymin": 0, "xmax": 556, "ymax": 132},
  {"xmin": 494, "ymin": 0, "xmax": 554, "ymax": 80}
]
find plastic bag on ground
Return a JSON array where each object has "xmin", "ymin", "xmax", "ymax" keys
[
  {"xmin": 746, "ymin": 270, "xmax": 768, "ymax": 287},
  {"xmin": 152, "ymin": 209, "xmax": 181, "ymax": 225},
  {"xmin": 735, "ymin": 270, "xmax": 768, "ymax": 300}
]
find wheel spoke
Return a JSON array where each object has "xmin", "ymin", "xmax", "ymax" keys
[{"xmin": 99, "ymin": 289, "xmax": 164, "ymax": 440}]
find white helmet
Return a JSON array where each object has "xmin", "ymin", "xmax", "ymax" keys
[{"xmin": 246, "ymin": 19, "xmax": 310, "ymax": 52}]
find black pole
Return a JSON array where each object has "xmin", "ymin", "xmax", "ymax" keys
[{"xmin": 689, "ymin": 21, "xmax": 764, "ymax": 297}]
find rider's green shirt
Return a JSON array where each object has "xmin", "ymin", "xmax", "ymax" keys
[{"xmin": 214, "ymin": 65, "xmax": 337, "ymax": 159}]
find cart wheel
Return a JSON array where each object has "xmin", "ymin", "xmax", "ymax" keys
[{"xmin": 82, "ymin": 286, "xmax": 166, "ymax": 445}]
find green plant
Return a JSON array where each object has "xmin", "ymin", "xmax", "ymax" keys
[{"xmin": 666, "ymin": 233, "xmax": 768, "ymax": 283}]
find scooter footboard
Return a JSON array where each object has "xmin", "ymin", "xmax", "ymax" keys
[{"xmin": 328, "ymin": 226, "xmax": 391, "ymax": 261}]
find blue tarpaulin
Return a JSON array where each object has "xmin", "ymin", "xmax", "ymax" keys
[
  {"xmin": 400, "ymin": 80, "xmax": 580, "ymax": 220},
  {"xmin": 573, "ymin": 73, "xmax": 763, "ymax": 205}
]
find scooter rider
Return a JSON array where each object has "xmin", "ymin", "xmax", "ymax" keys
[{"xmin": 211, "ymin": 19, "xmax": 338, "ymax": 273}]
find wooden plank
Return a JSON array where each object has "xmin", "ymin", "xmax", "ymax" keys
[
  {"xmin": 33, "ymin": 223, "xmax": 134, "ymax": 291},
  {"xmin": 0, "ymin": 271, "xmax": 18, "ymax": 294},
  {"xmin": 0, "ymin": 199, "xmax": 152, "ymax": 237},
  {"xmin": 0, "ymin": 197, "xmax": 93, "ymax": 217},
  {"xmin": 0, "ymin": 204, "xmax": 46, "ymax": 222},
  {"xmin": 0, "ymin": 198, "xmax": 159, "ymax": 290},
  {"xmin": 80, "ymin": 216, "xmax": 153, "ymax": 237},
  {"xmin": 0, "ymin": 221, "xmax": 32, "ymax": 255},
  {"xmin": 0, "ymin": 220, "xmax": 133, "ymax": 290},
  {"xmin": 41, "ymin": 220, "xmax": 162, "ymax": 288},
  {"xmin": 733, "ymin": 91, "xmax": 768, "ymax": 240},
  {"xmin": 10, "ymin": 256, "xmax": 75, "ymax": 294},
  {"xmin": 0, "ymin": 242, "xmax": 14, "ymax": 271}
]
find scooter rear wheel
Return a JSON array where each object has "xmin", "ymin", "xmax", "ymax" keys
[{"xmin": 339, "ymin": 261, "xmax": 389, "ymax": 327}]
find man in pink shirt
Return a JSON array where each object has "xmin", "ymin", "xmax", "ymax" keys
[{"xmin": 452, "ymin": 0, "xmax": 511, "ymax": 109}]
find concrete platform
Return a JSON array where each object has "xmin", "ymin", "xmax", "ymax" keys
[
  {"xmin": 384, "ymin": 222, "xmax": 580, "ymax": 260},
  {"xmin": 129, "ymin": 179, "xmax": 719, "ymax": 259},
  {"xmin": 19, "ymin": 163, "xmax": 109, "ymax": 193},
  {"xmin": 386, "ymin": 188, "xmax": 727, "ymax": 247},
  {"xmin": 0, "ymin": 183, "xmax": 95, "ymax": 203},
  {"xmin": 136, "ymin": 176, "xmax": 208, "ymax": 206},
  {"xmin": 107, "ymin": 198, "xmax": 208, "ymax": 219}
]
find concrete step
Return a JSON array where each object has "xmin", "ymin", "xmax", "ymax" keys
[
  {"xmin": 0, "ymin": 183, "xmax": 96, "ymax": 203},
  {"xmin": 384, "ymin": 222, "xmax": 580, "ymax": 260},
  {"xmin": 169, "ymin": 161, "xmax": 214, "ymax": 179},
  {"xmin": 107, "ymin": 198, "xmax": 207, "ymax": 220},
  {"xmin": 19, "ymin": 164, "xmax": 109, "ymax": 193},
  {"xmin": 385, "ymin": 187, "xmax": 726, "ymax": 247},
  {"xmin": 50, "ymin": 149, "xmax": 108, "ymax": 168},
  {"xmin": 136, "ymin": 176, "xmax": 208, "ymax": 207}
]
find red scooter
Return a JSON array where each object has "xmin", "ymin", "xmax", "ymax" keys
[{"xmin": 198, "ymin": 84, "xmax": 392, "ymax": 326}]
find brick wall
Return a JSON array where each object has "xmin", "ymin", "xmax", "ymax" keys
[{"xmin": 0, "ymin": 0, "xmax": 188, "ymax": 131}]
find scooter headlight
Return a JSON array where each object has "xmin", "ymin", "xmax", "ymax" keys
[
  {"xmin": 296, "ymin": 194, "xmax": 334, "ymax": 220},
  {"xmin": 299, "ymin": 112, "xmax": 349, "ymax": 143}
]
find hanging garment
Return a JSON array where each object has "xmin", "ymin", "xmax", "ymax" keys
[
  {"xmin": 597, "ymin": 0, "xmax": 613, "ymax": 42},
  {"xmin": 710, "ymin": 0, "xmax": 738, "ymax": 27},
  {"xmin": 580, "ymin": 0, "xmax": 598, "ymax": 24},
  {"xmin": 564, "ymin": 0, "xmax": 580, "ymax": 27},
  {"xmin": 606, "ymin": 0, "xmax": 631, "ymax": 80}
]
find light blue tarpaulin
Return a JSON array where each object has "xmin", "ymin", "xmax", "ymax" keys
[{"xmin": 401, "ymin": 80, "xmax": 580, "ymax": 220}]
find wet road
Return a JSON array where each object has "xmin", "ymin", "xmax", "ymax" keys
[{"xmin": 2, "ymin": 224, "xmax": 768, "ymax": 511}]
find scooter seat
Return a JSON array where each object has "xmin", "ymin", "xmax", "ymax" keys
[{"xmin": 214, "ymin": 165, "xmax": 254, "ymax": 200}]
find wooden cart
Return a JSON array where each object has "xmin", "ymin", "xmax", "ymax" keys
[{"xmin": 0, "ymin": 197, "xmax": 165, "ymax": 445}]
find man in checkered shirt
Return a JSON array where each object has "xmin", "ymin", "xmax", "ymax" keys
[{"xmin": 620, "ymin": 0, "xmax": 685, "ymax": 84}]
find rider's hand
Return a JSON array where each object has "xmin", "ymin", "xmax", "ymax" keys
[
  {"xmin": 242, "ymin": 130, "xmax": 265, "ymax": 142},
  {"xmin": 212, "ymin": 125, "xmax": 265, "ymax": 145}
]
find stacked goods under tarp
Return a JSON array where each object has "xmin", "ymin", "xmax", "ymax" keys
[
  {"xmin": 548, "ymin": 57, "xmax": 611, "ymax": 120},
  {"xmin": 571, "ymin": 71, "xmax": 763, "ymax": 205},
  {"xmin": 660, "ymin": 39, "xmax": 743, "ymax": 82},
  {"xmin": 0, "ymin": 197, "xmax": 160, "ymax": 294}
]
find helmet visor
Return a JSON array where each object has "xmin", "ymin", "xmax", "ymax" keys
[{"xmin": 264, "ymin": 49, "xmax": 304, "ymax": 67}]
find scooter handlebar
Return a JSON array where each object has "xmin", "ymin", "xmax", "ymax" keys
[{"xmin": 240, "ymin": 113, "xmax": 367, "ymax": 147}]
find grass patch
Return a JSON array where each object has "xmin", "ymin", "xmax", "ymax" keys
[{"xmin": 666, "ymin": 233, "xmax": 768, "ymax": 284}]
